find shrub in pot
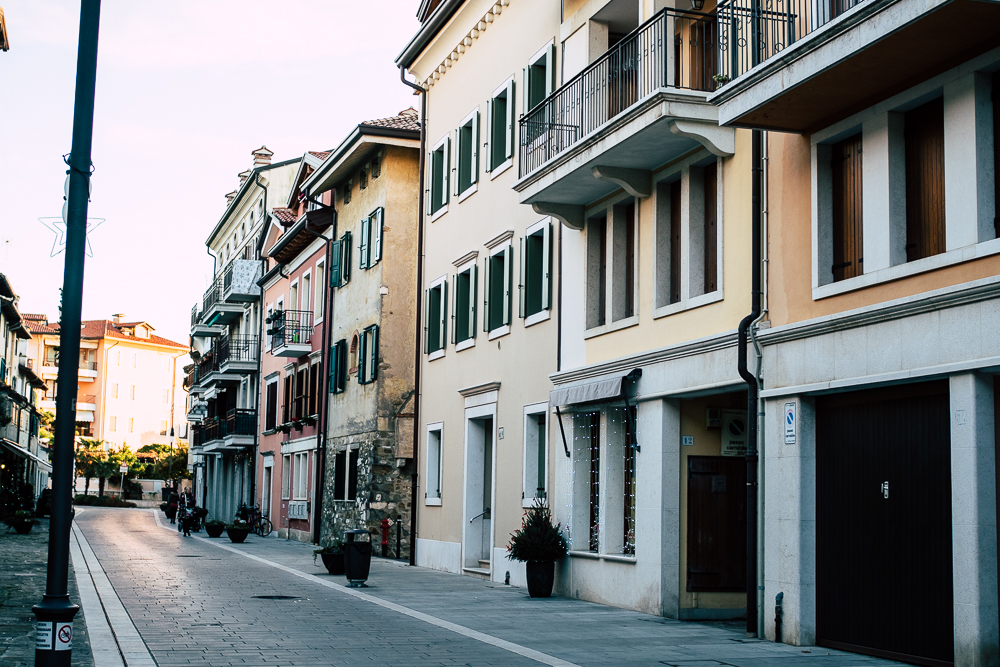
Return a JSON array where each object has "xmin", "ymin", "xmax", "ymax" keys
[
  {"xmin": 313, "ymin": 540, "xmax": 346, "ymax": 575},
  {"xmin": 204, "ymin": 519, "xmax": 226, "ymax": 538},
  {"xmin": 5, "ymin": 510, "xmax": 40, "ymax": 535},
  {"xmin": 226, "ymin": 520, "xmax": 250, "ymax": 543},
  {"xmin": 507, "ymin": 502, "xmax": 567, "ymax": 598}
]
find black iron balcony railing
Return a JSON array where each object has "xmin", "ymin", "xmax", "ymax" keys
[
  {"xmin": 226, "ymin": 408, "xmax": 256, "ymax": 437},
  {"xmin": 716, "ymin": 0, "xmax": 866, "ymax": 83},
  {"xmin": 191, "ymin": 304, "xmax": 201, "ymax": 327},
  {"xmin": 198, "ymin": 350, "xmax": 218, "ymax": 380},
  {"xmin": 222, "ymin": 262, "xmax": 236, "ymax": 294},
  {"xmin": 218, "ymin": 335, "xmax": 258, "ymax": 366},
  {"xmin": 519, "ymin": 8, "xmax": 717, "ymax": 178},
  {"xmin": 202, "ymin": 278, "xmax": 223, "ymax": 313},
  {"xmin": 269, "ymin": 310, "xmax": 313, "ymax": 349},
  {"xmin": 184, "ymin": 365, "xmax": 198, "ymax": 389}
]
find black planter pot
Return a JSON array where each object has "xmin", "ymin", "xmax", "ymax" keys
[
  {"xmin": 320, "ymin": 552, "xmax": 345, "ymax": 575},
  {"xmin": 12, "ymin": 522, "xmax": 33, "ymax": 535},
  {"xmin": 226, "ymin": 527, "xmax": 249, "ymax": 543},
  {"xmin": 525, "ymin": 561, "xmax": 555, "ymax": 598},
  {"xmin": 205, "ymin": 523, "xmax": 225, "ymax": 538}
]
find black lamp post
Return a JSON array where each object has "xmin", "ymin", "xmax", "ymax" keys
[{"xmin": 33, "ymin": 2, "xmax": 101, "ymax": 665}]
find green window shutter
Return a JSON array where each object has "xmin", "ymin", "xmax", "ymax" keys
[
  {"xmin": 483, "ymin": 256, "xmax": 491, "ymax": 332},
  {"xmin": 329, "ymin": 239, "xmax": 342, "ymax": 287},
  {"xmin": 450, "ymin": 274, "xmax": 458, "ymax": 345},
  {"xmin": 542, "ymin": 222, "xmax": 552, "ymax": 310},
  {"xmin": 505, "ymin": 79, "xmax": 516, "ymax": 160},
  {"xmin": 485, "ymin": 99, "xmax": 493, "ymax": 173},
  {"xmin": 368, "ymin": 326, "xmax": 379, "ymax": 382},
  {"xmin": 503, "ymin": 245, "xmax": 512, "ymax": 326},
  {"xmin": 423, "ymin": 288, "xmax": 430, "ymax": 354},
  {"xmin": 373, "ymin": 208, "xmax": 384, "ymax": 264},
  {"xmin": 545, "ymin": 44, "xmax": 557, "ymax": 97},
  {"xmin": 439, "ymin": 280, "xmax": 448, "ymax": 352},
  {"xmin": 522, "ymin": 66, "xmax": 529, "ymax": 115},
  {"xmin": 342, "ymin": 232, "xmax": 352, "ymax": 284},
  {"xmin": 470, "ymin": 263, "xmax": 478, "ymax": 340},
  {"xmin": 444, "ymin": 136, "xmax": 451, "ymax": 207},
  {"xmin": 471, "ymin": 112, "xmax": 479, "ymax": 185},
  {"xmin": 358, "ymin": 328, "xmax": 368, "ymax": 384},
  {"xmin": 339, "ymin": 341, "xmax": 348, "ymax": 392},
  {"xmin": 328, "ymin": 344, "xmax": 337, "ymax": 392},
  {"xmin": 426, "ymin": 151, "xmax": 434, "ymax": 213},
  {"xmin": 359, "ymin": 217, "xmax": 370, "ymax": 269},
  {"xmin": 519, "ymin": 235, "xmax": 527, "ymax": 318},
  {"xmin": 453, "ymin": 129, "xmax": 460, "ymax": 197}
]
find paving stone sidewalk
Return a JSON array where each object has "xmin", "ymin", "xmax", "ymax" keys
[{"xmin": 0, "ymin": 516, "xmax": 95, "ymax": 667}]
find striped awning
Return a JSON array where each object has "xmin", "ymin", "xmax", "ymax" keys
[{"xmin": 76, "ymin": 410, "xmax": 95, "ymax": 423}]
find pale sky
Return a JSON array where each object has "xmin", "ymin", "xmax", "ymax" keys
[{"xmin": 0, "ymin": 1, "xmax": 420, "ymax": 345}]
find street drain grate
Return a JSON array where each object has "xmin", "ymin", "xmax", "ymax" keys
[
  {"xmin": 176, "ymin": 555, "xmax": 203, "ymax": 558},
  {"xmin": 252, "ymin": 595, "xmax": 300, "ymax": 600}
]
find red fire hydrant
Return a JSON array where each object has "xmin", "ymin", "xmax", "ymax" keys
[{"xmin": 380, "ymin": 518, "xmax": 390, "ymax": 558}]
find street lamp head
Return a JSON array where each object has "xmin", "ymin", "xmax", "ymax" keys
[{"xmin": 691, "ymin": 0, "xmax": 705, "ymax": 9}]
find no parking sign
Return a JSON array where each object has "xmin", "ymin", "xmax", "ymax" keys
[{"xmin": 784, "ymin": 402, "xmax": 796, "ymax": 445}]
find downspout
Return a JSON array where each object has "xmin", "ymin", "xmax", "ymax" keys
[
  {"xmin": 400, "ymin": 66, "xmax": 426, "ymax": 567},
  {"xmin": 249, "ymin": 171, "xmax": 268, "ymax": 519},
  {"xmin": 299, "ymin": 196, "xmax": 337, "ymax": 546},
  {"xmin": 737, "ymin": 128, "xmax": 763, "ymax": 638}
]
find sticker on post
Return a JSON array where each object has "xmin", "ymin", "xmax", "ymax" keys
[
  {"xmin": 55, "ymin": 622, "xmax": 72, "ymax": 650},
  {"xmin": 784, "ymin": 402, "xmax": 796, "ymax": 445},
  {"xmin": 35, "ymin": 621, "xmax": 54, "ymax": 650}
]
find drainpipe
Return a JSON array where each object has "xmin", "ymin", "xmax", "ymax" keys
[
  {"xmin": 399, "ymin": 65, "xmax": 426, "ymax": 567},
  {"xmin": 299, "ymin": 196, "xmax": 337, "ymax": 546},
  {"xmin": 737, "ymin": 128, "xmax": 763, "ymax": 638},
  {"xmin": 248, "ymin": 171, "xmax": 268, "ymax": 521}
]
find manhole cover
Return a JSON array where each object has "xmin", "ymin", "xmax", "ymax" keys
[
  {"xmin": 176, "ymin": 555, "xmax": 202, "ymax": 558},
  {"xmin": 252, "ymin": 595, "xmax": 300, "ymax": 600}
]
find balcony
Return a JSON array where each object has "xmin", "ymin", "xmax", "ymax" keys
[
  {"xmin": 200, "ymin": 278, "xmax": 243, "ymax": 327},
  {"xmin": 514, "ymin": 8, "xmax": 734, "ymax": 222},
  {"xmin": 218, "ymin": 335, "xmax": 258, "ymax": 374},
  {"xmin": 711, "ymin": 0, "xmax": 1000, "ymax": 132},
  {"xmin": 200, "ymin": 408, "xmax": 256, "ymax": 452},
  {"xmin": 268, "ymin": 310, "xmax": 313, "ymax": 358},
  {"xmin": 190, "ymin": 303, "xmax": 225, "ymax": 338},
  {"xmin": 222, "ymin": 259, "xmax": 262, "ymax": 303},
  {"xmin": 77, "ymin": 394, "xmax": 97, "ymax": 411}
]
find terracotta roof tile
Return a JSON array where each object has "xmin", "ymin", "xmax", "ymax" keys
[
  {"xmin": 271, "ymin": 208, "xmax": 297, "ymax": 224},
  {"xmin": 49, "ymin": 319, "xmax": 186, "ymax": 349},
  {"xmin": 308, "ymin": 151, "xmax": 331, "ymax": 160},
  {"xmin": 360, "ymin": 107, "xmax": 419, "ymax": 132}
]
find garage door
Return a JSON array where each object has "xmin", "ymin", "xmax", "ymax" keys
[{"xmin": 816, "ymin": 381, "xmax": 953, "ymax": 666}]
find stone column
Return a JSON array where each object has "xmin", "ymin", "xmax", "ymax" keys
[
  {"xmin": 656, "ymin": 398, "xmax": 681, "ymax": 619},
  {"xmin": 949, "ymin": 373, "xmax": 999, "ymax": 667}
]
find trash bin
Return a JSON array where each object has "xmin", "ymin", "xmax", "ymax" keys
[{"xmin": 344, "ymin": 529, "xmax": 372, "ymax": 587}]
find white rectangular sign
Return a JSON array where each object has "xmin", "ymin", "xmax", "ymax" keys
[
  {"xmin": 784, "ymin": 402, "xmax": 796, "ymax": 445},
  {"xmin": 119, "ymin": 465, "xmax": 128, "ymax": 473}
]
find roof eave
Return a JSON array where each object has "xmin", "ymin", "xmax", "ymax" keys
[
  {"xmin": 303, "ymin": 125, "xmax": 420, "ymax": 195},
  {"xmin": 204, "ymin": 156, "xmax": 300, "ymax": 248},
  {"xmin": 395, "ymin": 0, "xmax": 464, "ymax": 69}
]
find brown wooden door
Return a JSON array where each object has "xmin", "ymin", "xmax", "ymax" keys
[
  {"xmin": 905, "ymin": 99, "xmax": 946, "ymax": 262},
  {"xmin": 686, "ymin": 455, "xmax": 746, "ymax": 592},
  {"xmin": 831, "ymin": 134, "xmax": 863, "ymax": 281},
  {"xmin": 816, "ymin": 382, "xmax": 953, "ymax": 666}
]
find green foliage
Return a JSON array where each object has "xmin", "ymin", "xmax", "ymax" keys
[
  {"xmin": 507, "ymin": 502, "xmax": 568, "ymax": 563},
  {"xmin": 313, "ymin": 539, "xmax": 345, "ymax": 562},
  {"xmin": 227, "ymin": 519, "xmax": 249, "ymax": 530},
  {"xmin": 4, "ymin": 510, "xmax": 39, "ymax": 527},
  {"xmin": 39, "ymin": 411, "xmax": 55, "ymax": 442},
  {"xmin": 73, "ymin": 494, "xmax": 136, "ymax": 508}
]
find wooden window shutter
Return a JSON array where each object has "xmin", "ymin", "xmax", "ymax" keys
[
  {"xmin": 360, "ymin": 217, "xmax": 370, "ymax": 269},
  {"xmin": 368, "ymin": 326, "xmax": 379, "ymax": 382},
  {"xmin": 358, "ymin": 328, "xmax": 367, "ymax": 383},
  {"xmin": 904, "ymin": 98, "xmax": 945, "ymax": 262},
  {"xmin": 329, "ymin": 239, "xmax": 341, "ymax": 287},
  {"xmin": 522, "ymin": 66, "xmax": 529, "ymax": 115},
  {"xmin": 542, "ymin": 222, "xmax": 552, "ymax": 310},
  {"xmin": 328, "ymin": 344, "xmax": 337, "ymax": 392},
  {"xmin": 831, "ymin": 135, "xmax": 863, "ymax": 282},
  {"xmin": 503, "ymin": 245, "xmax": 513, "ymax": 325},
  {"xmin": 670, "ymin": 180, "xmax": 682, "ymax": 304},
  {"xmin": 471, "ymin": 112, "xmax": 480, "ymax": 185},
  {"xmin": 450, "ymin": 274, "xmax": 458, "ymax": 345},
  {"xmin": 439, "ymin": 281, "xmax": 448, "ymax": 352},
  {"xmin": 483, "ymin": 256, "xmax": 491, "ymax": 332},
  {"xmin": 546, "ymin": 44, "xmax": 557, "ymax": 97},
  {"xmin": 519, "ymin": 235, "xmax": 527, "ymax": 318},
  {"xmin": 703, "ymin": 162, "xmax": 719, "ymax": 292},
  {"xmin": 469, "ymin": 264, "xmax": 478, "ymax": 340},
  {"xmin": 505, "ymin": 79, "xmax": 516, "ymax": 160},
  {"xmin": 423, "ymin": 289, "xmax": 431, "ymax": 354},
  {"xmin": 342, "ymin": 231, "xmax": 352, "ymax": 284},
  {"xmin": 444, "ymin": 136, "xmax": 451, "ymax": 207},
  {"xmin": 373, "ymin": 208, "xmax": 383, "ymax": 264},
  {"xmin": 453, "ymin": 129, "xmax": 461, "ymax": 197},
  {"xmin": 485, "ymin": 99, "xmax": 493, "ymax": 173}
]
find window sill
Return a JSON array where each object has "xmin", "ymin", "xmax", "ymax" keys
[
  {"xmin": 568, "ymin": 550, "xmax": 636, "ymax": 564},
  {"xmin": 522, "ymin": 497, "xmax": 546, "ymax": 508},
  {"xmin": 262, "ymin": 429, "xmax": 277, "ymax": 436},
  {"xmin": 652, "ymin": 290, "xmax": 724, "ymax": 320},
  {"xmin": 424, "ymin": 498, "xmax": 442, "ymax": 506},
  {"xmin": 489, "ymin": 159, "xmax": 513, "ymax": 180},
  {"xmin": 524, "ymin": 309, "xmax": 550, "ymax": 328},
  {"xmin": 583, "ymin": 315, "xmax": 639, "ymax": 340},
  {"xmin": 455, "ymin": 338, "xmax": 475, "ymax": 352},
  {"xmin": 429, "ymin": 205, "xmax": 449, "ymax": 223},
  {"xmin": 812, "ymin": 238, "xmax": 1000, "ymax": 300},
  {"xmin": 487, "ymin": 324, "xmax": 510, "ymax": 341},
  {"xmin": 458, "ymin": 183, "xmax": 478, "ymax": 203},
  {"xmin": 428, "ymin": 349, "xmax": 445, "ymax": 362}
]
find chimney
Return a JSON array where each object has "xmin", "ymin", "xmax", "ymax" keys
[
  {"xmin": 225, "ymin": 190, "xmax": 237, "ymax": 204},
  {"xmin": 252, "ymin": 146, "xmax": 273, "ymax": 167},
  {"xmin": 238, "ymin": 169, "xmax": 252, "ymax": 185},
  {"xmin": 111, "ymin": 313, "xmax": 124, "ymax": 324}
]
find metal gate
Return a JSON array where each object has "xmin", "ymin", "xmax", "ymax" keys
[{"xmin": 816, "ymin": 381, "xmax": 953, "ymax": 666}]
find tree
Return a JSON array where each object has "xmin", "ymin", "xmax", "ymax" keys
[
  {"xmin": 39, "ymin": 410, "xmax": 55, "ymax": 443},
  {"xmin": 75, "ymin": 438, "xmax": 104, "ymax": 496}
]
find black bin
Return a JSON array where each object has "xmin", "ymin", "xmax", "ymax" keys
[{"xmin": 344, "ymin": 529, "xmax": 372, "ymax": 587}]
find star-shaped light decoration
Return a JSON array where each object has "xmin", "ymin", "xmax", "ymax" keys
[{"xmin": 38, "ymin": 217, "xmax": 105, "ymax": 258}]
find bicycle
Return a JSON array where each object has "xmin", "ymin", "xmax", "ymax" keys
[{"xmin": 245, "ymin": 505, "xmax": 272, "ymax": 537}]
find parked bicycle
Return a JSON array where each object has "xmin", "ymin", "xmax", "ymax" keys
[{"xmin": 245, "ymin": 505, "xmax": 272, "ymax": 537}]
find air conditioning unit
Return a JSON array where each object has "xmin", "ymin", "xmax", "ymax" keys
[{"xmin": 706, "ymin": 408, "xmax": 723, "ymax": 429}]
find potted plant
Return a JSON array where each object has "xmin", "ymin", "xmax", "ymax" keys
[
  {"xmin": 276, "ymin": 422, "xmax": 292, "ymax": 434},
  {"xmin": 226, "ymin": 519, "xmax": 250, "ymax": 543},
  {"xmin": 5, "ymin": 510, "xmax": 40, "ymax": 535},
  {"xmin": 507, "ymin": 502, "xmax": 568, "ymax": 598},
  {"xmin": 204, "ymin": 519, "xmax": 226, "ymax": 538},
  {"xmin": 713, "ymin": 73, "xmax": 730, "ymax": 90},
  {"xmin": 301, "ymin": 415, "xmax": 317, "ymax": 427},
  {"xmin": 313, "ymin": 540, "xmax": 346, "ymax": 575}
]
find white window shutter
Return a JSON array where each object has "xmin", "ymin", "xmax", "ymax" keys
[
  {"xmin": 483, "ymin": 257, "xmax": 491, "ymax": 332},
  {"xmin": 505, "ymin": 79, "xmax": 515, "ymax": 160},
  {"xmin": 373, "ymin": 208, "xmax": 384, "ymax": 264},
  {"xmin": 502, "ymin": 245, "xmax": 512, "ymax": 325},
  {"xmin": 484, "ymin": 99, "xmax": 493, "ymax": 173},
  {"xmin": 450, "ymin": 274, "xmax": 458, "ymax": 345},
  {"xmin": 546, "ymin": 44, "xmax": 557, "ymax": 97},
  {"xmin": 522, "ymin": 66, "xmax": 529, "ymax": 115},
  {"xmin": 470, "ymin": 264, "xmax": 478, "ymax": 340},
  {"xmin": 471, "ymin": 112, "xmax": 479, "ymax": 184},
  {"xmin": 542, "ymin": 222, "xmax": 552, "ymax": 310},
  {"xmin": 452, "ymin": 130, "xmax": 460, "ymax": 197},
  {"xmin": 439, "ymin": 280, "xmax": 448, "ymax": 352},
  {"xmin": 519, "ymin": 235, "xmax": 527, "ymax": 318},
  {"xmin": 360, "ymin": 217, "xmax": 370, "ymax": 269}
]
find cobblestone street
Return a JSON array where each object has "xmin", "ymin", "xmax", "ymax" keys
[{"xmin": 63, "ymin": 508, "xmax": 907, "ymax": 667}]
